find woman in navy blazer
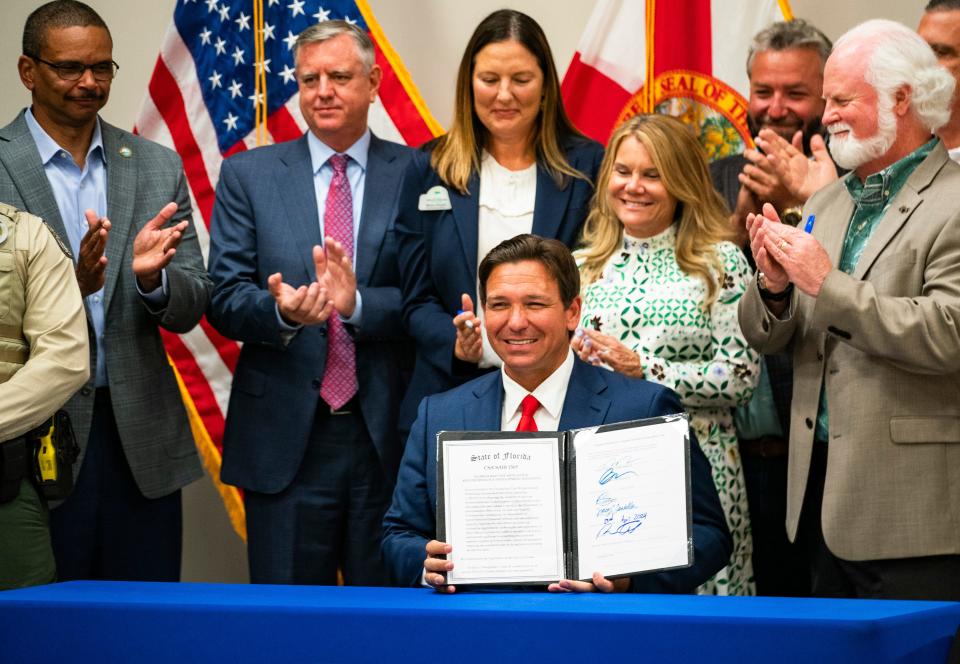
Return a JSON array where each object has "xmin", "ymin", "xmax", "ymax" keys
[{"xmin": 396, "ymin": 9, "xmax": 603, "ymax": 432}]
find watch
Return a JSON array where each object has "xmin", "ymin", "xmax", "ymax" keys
[
  {"xmin": 782, "ymin": 207, "xmax": 803, "ymax": 226},
  {"xmin": 758, "ymin": 272, "xmax": 794, "ymax": 301}
]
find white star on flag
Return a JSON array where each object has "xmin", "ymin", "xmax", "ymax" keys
[
  {"xmin": 279, "ymin": 64, "xmax": 296, "ymax": 84},
  {"xmin": 235, "ymin": 12, "xmax": 251, "ymax": 31},
  {"xmin": 208, "ymin": 70, "xmax": 222, "ymax": 89},
  {"xmin": 232, "ymin": 46, "xmax": 245, "ymax": 65},
  {"xmin": 214, "ymin": 37, "xmax": 227, "ymax": 55},
  {"xmin": 313, "ymin": 6, "xmax": 331, "ymax": 22},
  {"xmin": 228, "ymin": 79, "xmax": 243, "ymax": 98},
  {"xmin": 199, "ymin": 27, "xmax": 212, "ymax": 45},
  {"xmin": 223, "ymin": 112, "xmax": 238, "ymax": 131},
  {"xmin": 288, "ymin": 0, "xmax": 305, "ymax": 17}
]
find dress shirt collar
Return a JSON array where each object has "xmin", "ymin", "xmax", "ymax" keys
[
  {"xmin": 307, "ymin": 128, "xmax": 370, "ymax": 174},
  {"xmin": 501, "ymin": 348, "xmax": 575, "ymax": 430},
  {"xmin": 842, "ymin": 137, "xmax": 937, "ymax": 208},
  {"xmin": 25, "ymin": 107, "xmax": 104, "ymax": 167}
]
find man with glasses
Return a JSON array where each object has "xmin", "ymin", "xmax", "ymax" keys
[{"xmin": 0, "ymin": 0, "xmax": 211, "ymax": 582}]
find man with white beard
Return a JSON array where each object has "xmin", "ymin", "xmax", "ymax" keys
[{"xmin": 737, "ymin": 19, "xmax": 960, "ymax": 600}]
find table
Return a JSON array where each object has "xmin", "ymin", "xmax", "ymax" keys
[{"xmin": 0, "ymin": 582, "xmax": 958, "ymax": 663}]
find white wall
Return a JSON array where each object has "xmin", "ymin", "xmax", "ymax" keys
[{"xmin": 0, "ymin": 0, "xmax": 925, "ymax": 583}]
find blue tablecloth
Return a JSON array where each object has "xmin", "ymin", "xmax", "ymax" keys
[{"xmin": 0, "ymin": 582, "xmax": 958, "ymax": 663}]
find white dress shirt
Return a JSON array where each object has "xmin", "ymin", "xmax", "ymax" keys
[{"xmin": 500, "ymin": 349, "xmax": 575, "ymax": 431}]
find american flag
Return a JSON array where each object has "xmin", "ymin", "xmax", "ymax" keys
[{"xmin": 135, "ymin": 0, "xmax": 441, "ymax": 537}]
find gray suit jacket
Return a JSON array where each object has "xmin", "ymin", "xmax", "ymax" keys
[
  {"xmin": 739, "ymin": 142, "xmax": 960, "ymax": 561},
  {"xmin": 0, "ymin": 110, "xmax": 210, "ymax": 498}
]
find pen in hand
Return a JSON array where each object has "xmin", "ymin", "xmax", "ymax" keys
[
  {"xmin": 804, "ymin": 214, "xmax": 816, "ymax": 233},
  {"xmin": 456, "ymin": 309, "xmax": 475, "ymax": 329}
]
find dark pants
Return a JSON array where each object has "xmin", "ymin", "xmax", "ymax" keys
[
  {"xmin": 244, "ymin": 400, "xmax": 390, "ymax": 586},
  {"xmin": 740, "ymin": 439, "xmax": 811, "ymax": 597},
  {"xmin": 796, "ymin": 441, "xmax": 960, "ymax": 601},
  {"xmin": 50, "ymin": 388, "xmax": 182, "ymax": 582}
]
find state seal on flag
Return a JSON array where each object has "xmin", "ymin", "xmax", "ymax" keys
[{"xmin": 617, "ymin": 70, "xmax": 752, "ymax": 162}]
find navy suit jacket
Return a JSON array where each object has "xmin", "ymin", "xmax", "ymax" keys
[
  {"xmin": 710, "ymin": 154, "xmax": 793, "ymax": 433},
  {"xmin": 394, "ymin": 138, "xmax": 604, "ymax": 433},
  {"xmin": 207, "ymin": 133, "xmax": 415, "ymax": 493},
  {"xmin": 382, "ymin": 358, "xmax": 732, "ymax": 592}
]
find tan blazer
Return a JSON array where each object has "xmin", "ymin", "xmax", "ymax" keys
[{"xmin": 739, "ymin": 142, "xmax": 960, "ymax": 562}]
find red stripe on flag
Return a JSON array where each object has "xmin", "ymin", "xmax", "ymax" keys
[
  {"xmin": 653, "ymin": 0, "xmax": 712, "ymax": 76},
  {"xmin": 374, "ymin": 46, "xmax": 436, "ymax": 147},
  {"xmin": 267, "ymin": 106, "xmax": 303, "ymax": 143},
  {"xmin": 223, "ymin": 140, "xmax": 247, "ymax": 158},
  {"xmin": 160, "ymin": 328, "xmax": 226, "ymax": 450},
  {"xmin": 561, "ymin": 53, "xmax": 632, "ymax": 144},
  {"xmin": 148, "ymin": 56, "xmax": 217, "ymax": 226}
]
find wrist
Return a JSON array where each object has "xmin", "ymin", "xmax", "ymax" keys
[
  {"xmin": 758, "ymin": 272, "xmax": 793, "ymax": 301},
  {"xmin": 136, "ymin": 272, "xmax": 162, "ymax": 292}
]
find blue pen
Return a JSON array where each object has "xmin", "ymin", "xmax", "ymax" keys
[
  {"xmin": 804, "ymin": 214, "xmax": 816, "ymax": 233},
  {"xmin": 456, "ymin": 309, "xmax": 475, "ymax": 329}
]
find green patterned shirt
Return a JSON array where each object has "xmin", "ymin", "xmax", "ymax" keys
[{"xmin": 814, "ymin": 138, "xmax": 938, "ymax": 442}]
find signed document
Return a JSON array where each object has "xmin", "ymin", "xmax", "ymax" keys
[{"xmin": 436, "ymin": 416, "xmax": 691, "ymax": 586}]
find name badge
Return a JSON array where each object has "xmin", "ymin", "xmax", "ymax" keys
[{"xmin": 418, "ymin": 185, "xmax": 452, "ymax": 211}]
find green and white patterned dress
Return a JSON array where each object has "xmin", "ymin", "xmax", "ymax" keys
[{"xmin": 578, "ymin": 224, "xmax": 760, "ymax": 595}]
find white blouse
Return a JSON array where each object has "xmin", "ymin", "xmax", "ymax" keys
[{"xmin": 475, "ymin": 151, "xmax": 537, "ymax": 368}]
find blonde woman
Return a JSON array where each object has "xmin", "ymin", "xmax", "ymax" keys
[
  {"xmin": 395, "ymin": 9, "xmax": 603, "ymax": 434},
  {"xmin": 573, "ymin": 114, "xmax": 759, "ymax": 596}
]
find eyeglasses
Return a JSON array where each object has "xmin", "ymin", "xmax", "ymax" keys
[{"xmin": 27, "ymin": 55, "xmax": 119, "ymax": 81}]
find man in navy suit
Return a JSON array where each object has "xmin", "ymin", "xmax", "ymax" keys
[
  {"xmin": 208, "ymin": 21, "xmax": 414, "ymax": 585},
  {"xmin": 382, "ymin": 235, "xmax": 732, "ymax": 593}
]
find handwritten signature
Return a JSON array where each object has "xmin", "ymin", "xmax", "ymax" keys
[
  {"xmin": 598, "ymin": 467, "xmax": 638, "ymax": 485},
  {"xmin": 596, "ymin": 513, "xmax": 648, "ymax": 539}
]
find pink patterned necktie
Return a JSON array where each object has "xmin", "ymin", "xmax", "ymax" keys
[
  {"xmin": 320, "ymin": 154, "xmax": 357, "ymax": 409},
  {"xmin": 516, "ymin": 395, "xmax": 540, "ymax": 432}
]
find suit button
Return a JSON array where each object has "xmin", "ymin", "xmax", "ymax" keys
[
  {"xmin": 318, "ymin": 328, "xmax": 327, "ymax": 337},
  {"xmin": 80, "ymin": 386, "xmax": 93, "ymax": 397},
  {"xmin": 311, "ymin": 379, "xmax": 321, "ymax": 389},
  {"xmin": 805, "ymin": 417, "xmax": 814, "ymax": 429},
  {"xmin": 817, "ymin": 351, "xmax": 823, "ymax": 361}
]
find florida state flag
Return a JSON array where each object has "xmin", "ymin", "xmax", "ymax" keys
[{"xmin": 561, "ymin": 0, "xmax": 793, "ymax": 160}]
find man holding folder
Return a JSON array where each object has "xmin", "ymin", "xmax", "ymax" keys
[{"xmin": 382, "ymin": 235, "xmax": 731, "ymax": 593}]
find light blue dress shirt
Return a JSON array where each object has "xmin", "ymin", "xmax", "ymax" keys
[
  {"xmin": 25, "ymin": 109, "xmax": 167, "ymax": 386},
  {"xmin": 276, "ymin": 130, "xmax": 369, "ymax": 332}
]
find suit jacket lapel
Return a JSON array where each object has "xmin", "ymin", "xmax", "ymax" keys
[
  {"xmin": 101, "ymin": 122, "xmax": 137, "ymax": 311},
  {"xmin": 558, "ymin": 360, "xmax": 611, "ymax": 431},
  {"xmin": 451, "ymin": 173, "xmax": 480, "ymax": 279},
  {"xmin": 356, "ymin": 134, "xmax": 397, "ymax": 285},
  {"xmin": 276, "ymin": 135, "xmax": 323, "ymax": 280},
  {"xmin": 814, "ymin": 185, "xmax": 853, "ymax": 268},
  {"xmin": 852, "ymin": 145, "xmax": 946, "ymax": 281},
  {"xmin": 465, "ymin": 372, "xmax": 503, "ymax": 430},
  {"xmin": 0, "ymin": 111, "xmax": 67, "ymax": 241},
  {"xmin": 532, "ymin": 166, "xmax": 572, "ymax": 241}
]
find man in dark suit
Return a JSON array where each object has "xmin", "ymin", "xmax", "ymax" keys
[
  {"xmin": 207, "ymin": 21, "xmax": 414, "ymax": 585},
  {"xmin": 0, "ymin": 0, "xmax": 211, "ymax": 581},
  {"xmin": 383, "ymin": 235, "xmax": 731, "ymax": 593},
  {"xmin": 709, "ymin": 19, "xmax": 833, "ymax": 597}
]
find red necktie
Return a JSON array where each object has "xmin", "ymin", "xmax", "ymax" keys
[
  {"xmin": 319, "ymin": 154, "xmax": 357, "ymax": 409},
  {"xmin": 516, "ymin": 394, "xmax": 540, "ymax": 432}
]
